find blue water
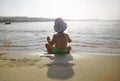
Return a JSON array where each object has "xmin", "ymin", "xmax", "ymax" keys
[{"xmin": 0, "ymin": 21, "xmax": 120, "ymax": 54}]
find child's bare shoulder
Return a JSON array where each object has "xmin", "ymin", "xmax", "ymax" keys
[
  {"xmin": 54, "ymin": 33, "xmax": 66, "ymax": 37},
  {"xmin": 54, "ymin": 33, "xmax": 59, "ymax": 36},
  {"xmin": 64, "ymin": 33, "xmax": 69, "ymax": 37}
]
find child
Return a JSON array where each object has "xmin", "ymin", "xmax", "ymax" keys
[{"xmin": 45, "ymin": 18, "xmax": 72, "ymax": 54}]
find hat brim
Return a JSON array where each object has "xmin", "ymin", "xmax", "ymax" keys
[
  {"xmin": 54, "ymin": 23, "xmax": 67, "ymax": 32},
  {"xmin": 54, "ymin": 26, "xmax": 67, "ymax": 32}
]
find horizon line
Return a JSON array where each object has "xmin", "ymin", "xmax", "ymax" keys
[{"xmin": 0, "ymin": 16, "xmax": 120, "ymax": 21}]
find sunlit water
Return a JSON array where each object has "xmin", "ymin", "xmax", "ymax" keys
[{"xmin": 0, "ymin": 21, "xmax": 120, "ymax": 54}]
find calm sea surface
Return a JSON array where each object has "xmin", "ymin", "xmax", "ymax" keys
[{"xmin": 0, "ymin": 21, "xmax": 120, "ymax": 54}]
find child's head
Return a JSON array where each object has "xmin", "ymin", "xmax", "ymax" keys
[{"xmin": 54, "ymin": 18, "xmax": 67, "ymax": 33}]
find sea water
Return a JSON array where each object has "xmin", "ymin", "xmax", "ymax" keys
[{"xmin": 0, "ymin": 21, "xmax": 120, "ymax": 54}]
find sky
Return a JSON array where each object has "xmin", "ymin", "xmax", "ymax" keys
[{"xmin": 0, "ymin": 0, "xmax": 120, "ymax": 20}]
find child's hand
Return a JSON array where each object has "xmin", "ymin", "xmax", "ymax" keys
[{"xmin": 47, "ymin": 36, "xmax": 50, "ymax": 41}]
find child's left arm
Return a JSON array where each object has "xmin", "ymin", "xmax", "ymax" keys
[{"xmin": 66, "ymin": 34, "xmax": 72, "ymax": 43}]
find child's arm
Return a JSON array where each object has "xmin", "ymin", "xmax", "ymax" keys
[
  {"xmin": 66, "ymin": 34, "xmax": 72, "ymax": 43},
  {"xmin": 47, "ymin": 36, "xmax": 55, "ymax": 45},
  {"xmin": 47, "ymin": 36, "xmax": 50, "ymax": 42}
]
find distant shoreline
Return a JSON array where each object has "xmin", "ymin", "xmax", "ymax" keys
[
  {"xmin": 0, "ymin": 16, "xmax": 120, "ymax": 22},
  {"xmin": 0, "ymin": 17, "xmax": 55, "ymax": 22}
]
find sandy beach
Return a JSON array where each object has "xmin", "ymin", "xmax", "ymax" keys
[{"xmin": 0, "ymin": 52, "xmax": 120, "ymax": 81}]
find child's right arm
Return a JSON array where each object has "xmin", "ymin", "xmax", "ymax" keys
[
  {"xmin": 47, "ymin": 36, "xmax": 50, "ymax": 42},
  {"xmin": 47, "ymin": 36, "xmax": 55, "ymax": 45}
]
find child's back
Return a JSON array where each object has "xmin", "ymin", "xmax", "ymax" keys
[{"xmin": 53, "ymin": 33, "xmax": 71, "ymax": 49}]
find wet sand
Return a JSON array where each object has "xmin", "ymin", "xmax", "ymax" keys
[{"xmin": 0, "ymin": 53, "xmax": 120, "ymax": 81}]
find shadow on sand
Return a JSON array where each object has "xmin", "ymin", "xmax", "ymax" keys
[{"xmin": 46, "ymin": 54, "xmax": 75, "ymax": 79}]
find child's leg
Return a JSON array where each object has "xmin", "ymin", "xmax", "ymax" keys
[
  {"xmin": 45, "ymin": 43, "xmax": 53, "ymax": 53},
  {"xmin": 67, "ymin": 46, "xmax": 71, "ymax": 53}
]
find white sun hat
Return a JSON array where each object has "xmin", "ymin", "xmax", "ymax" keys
[{"xmin": 54, "ymin": 18, "xmax": 67, "ymax": 32}]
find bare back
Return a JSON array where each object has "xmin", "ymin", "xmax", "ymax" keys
[{"xmin": 53, "ymin": 33, "xmax": 71, "ymax": 49}]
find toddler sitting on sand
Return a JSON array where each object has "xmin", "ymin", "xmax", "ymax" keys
[{"xmin": 45, "ymin": 18, "xmax": 72, "ymax": 54}]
